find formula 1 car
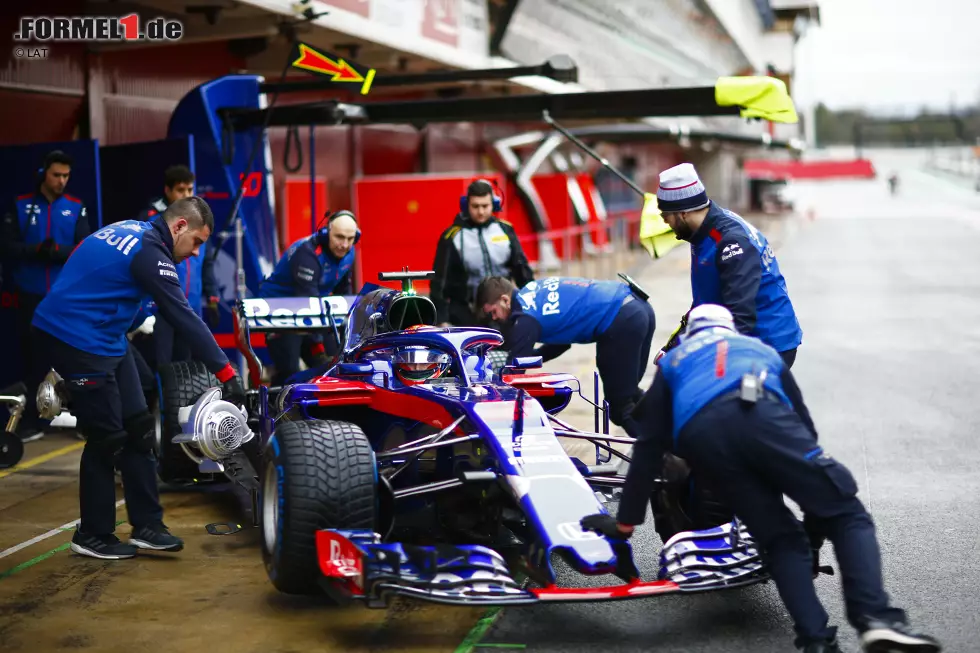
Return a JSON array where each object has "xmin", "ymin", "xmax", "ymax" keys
[{"xmin": 162, "ymin": 269, "xmax": 769, "ymax": 606}]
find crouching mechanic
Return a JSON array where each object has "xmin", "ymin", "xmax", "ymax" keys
[
  {"xmin": 258, "ymin": 210, "xmax": 359, "ymax": 386},
  {"xmin": 478, "ymin": 275, "xmax": 655, "ymax": 433},
  {"xmin": 30, "ymin": 197, "xmax": 246, "ymax": 560},
  {"xmin": 580, "ymin": 305, "xmax": 940, "ymax": 653}
]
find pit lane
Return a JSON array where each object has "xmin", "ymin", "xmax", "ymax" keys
[{"xmin": 2, "ymin": 151, "xmax": 975, "ymax": 652}]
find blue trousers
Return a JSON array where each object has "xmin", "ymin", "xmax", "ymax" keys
[
  {"xmin": 676, "ymin": 394, "xmax": 905, "ymax": 646},
  {"xmin": 595, "ymin": 296, "xmax": 655, "ymax": 427}
]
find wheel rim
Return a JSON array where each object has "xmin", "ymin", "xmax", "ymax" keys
[{"xmin": 262, "ymin": 459, "xmax": 279, "ymax": 555}]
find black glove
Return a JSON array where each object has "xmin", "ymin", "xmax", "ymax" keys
[
  {"xmin": 221, "ymin": 374, "xmax": 246, "ymax": 407},
  {"xmin": 580, "ymin": 513, "xmax": 632, "ymax": 540},
  {"xmin": 35, "ymin": 238, "xmax": 56, "ymax": 260}
]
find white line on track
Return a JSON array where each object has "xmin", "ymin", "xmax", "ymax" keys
[{"xmin": 0, "ymin": 499, "xmax": 126, "ymax": 560}]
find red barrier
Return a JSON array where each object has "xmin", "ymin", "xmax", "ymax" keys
[
  {"xmin": 576, "ymin": 173, "xmax": 610, "ymax": 250},
  {"xmin": 352, "ymin": 173, "xmax": 509, "ymax": 291},
  {"xmin": 744, "ymin": 159, "xmax": 877, "ymax": 180},
  {"xmin": 281, "ymin": 176, "xmax": 328, "ymax": 252}
]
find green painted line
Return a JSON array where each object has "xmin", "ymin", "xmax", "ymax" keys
[
  {"xmin": 454, "ymin": 606, "xmax": 503, "ymax": 653},
  {"xmin": 0, "ymin": 519, "xmax": 125, "ymax": 581},
  {"xmin": 474, "ymin": 644, "xmax": 527, "ymax": 649}
]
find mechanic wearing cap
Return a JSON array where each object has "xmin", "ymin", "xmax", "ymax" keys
[
  {"xmin": 1, "ymin": 150, "xmax": 91, "ymax": 442},
  {"xmin": 581, "ymin": 305, "xmax": 939, "ymax": 653},
  {"xmin": 477, "ymin": 275, "xmax": 654, "ymax": 433},
  {"xmin": 655, "ymin": 163, "xmax": 802, "ymax": 368},
  {"xmin": 431, "ymin": 179, "xmax": 534, "ymax": 328},
  {"xmin": 258, "ymin": 210, "xmax": 359, "ymax": 385},
  {"xmin": 133, "ymin": 165, "xmax": 220, "ymax": 368},
  {"xmin": 30, "ymin": 196, "xmax": 246, "ymax": 560}
]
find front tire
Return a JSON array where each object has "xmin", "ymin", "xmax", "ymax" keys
[{"xmin": 261, "ymin": 419, "xmax": 377, "ymax": 596}]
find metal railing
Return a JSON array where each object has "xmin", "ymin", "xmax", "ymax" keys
[{"xmin": 516, "ymin": 212, "xmax": 646, "ymax": 280}]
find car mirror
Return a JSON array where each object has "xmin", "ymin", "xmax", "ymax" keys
[
  {"xmin": 504, "ymin": 356, "xmax": 543, "ymax": 373},
  {"xmin": 338, "ymin": 362, "xmax": 373, "ymax": 375}
]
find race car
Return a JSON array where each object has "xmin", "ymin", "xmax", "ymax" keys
[{"xmin": 163, "ymin": 269, "xmax": 770, "ymax": 606}]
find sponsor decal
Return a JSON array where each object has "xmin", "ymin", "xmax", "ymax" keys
[{"xmin": 159, "ymin": 269, "xmax": 179, "ymax": 280}]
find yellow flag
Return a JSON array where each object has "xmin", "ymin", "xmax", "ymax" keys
[{"xmin": 639, "ymin": 193, "xmax": 683, "ymax": 259}]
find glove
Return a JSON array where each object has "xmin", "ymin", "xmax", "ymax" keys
[
  {"xmin": 35, "ymin": 238, "xmax": 57, "ymax": 260},
  {"xmin": 221, "ymin": 374, "xmax": 246, "ymax": 408},
  {"xmin": 580, "ymin": 513, "xmax": 633, "ymax": 540},
  {"xmin": 205, "ymin": 296, "xmax": 221, "ymax": 329}
]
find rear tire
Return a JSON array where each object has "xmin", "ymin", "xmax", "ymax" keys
[
  {"xmin": 261, "ymin": 419, "xmax": 377, "ymax": 596},
  {"xmin": 156, "ymin": 360, "xmax": 216, "ymax": 483}
]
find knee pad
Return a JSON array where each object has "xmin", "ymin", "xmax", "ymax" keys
[
  {"xmin": 124, "ymin": 411, "xmax": 156, "ymax": 454},
  {"xmin": 81, "ymin": 424, "xmax": 128, "ymax": 454}
]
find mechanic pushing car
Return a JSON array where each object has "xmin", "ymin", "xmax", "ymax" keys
[
  {"xmin": 431, "ymin": 179, "xmax": 534, "ymax": 328},
  {"xmin": 655, "ymin": 163, "xmax": 803, "ymax": 368},
  {"xmin": 581, "ymin": 305, "xmax": 940, "ymax": 653},
  {"xmin": 477, "ymin": 274, "xmax": 654, "ymax": 434},
  {"xmin": 1, "ymin": 150, "xmax": 92, "ymax": 443},
  {"xmin": 29, "ymin": 196, "xmax": 246, "ymax": 560},
  {"xmin": 258, "ymin": 209, "xmax": 360, "ymax": 385},
  {"xmin": 133, "ymin": 165, "xmax": 220, "ymax": 368}
]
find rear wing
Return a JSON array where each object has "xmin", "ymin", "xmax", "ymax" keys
[{"xmin": 234, "ymin": 295, "xmax": 358, "ymax": 387}]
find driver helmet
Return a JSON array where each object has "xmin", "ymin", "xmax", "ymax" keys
[
  {"xmin": 682, "ymin": 304, "xmax": 735, "ymax": 342},
  {"xmin": 393, "ymin": 346, "xmax": 451, "ymax": 385}
]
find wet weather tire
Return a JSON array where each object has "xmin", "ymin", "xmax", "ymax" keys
[
  {"xmin": 156, "ymin": 360, "xmax": 215, "ymax": 483},
  {"xmin": 261, "ymin": 419, "xmax": 377, "ymax": 596}
]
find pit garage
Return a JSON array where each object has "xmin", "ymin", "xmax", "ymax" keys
[{"xmin": 2, "ymin": 1, "xmax": 969, "ymax": 652}]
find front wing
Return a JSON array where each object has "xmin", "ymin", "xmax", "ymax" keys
[{"xmin": 314, "ymin": 519, "xmax": 769, "ymax": 607}]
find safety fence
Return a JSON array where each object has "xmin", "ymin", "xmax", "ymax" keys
[{"xmin": 516, "ymin": 211, "xmax": 647, "ymax": 281}]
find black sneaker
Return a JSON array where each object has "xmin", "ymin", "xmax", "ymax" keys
[
  {"xmin": 129, "ymin": 523, "xmax": 184, "ymax": 552},
  {"xmin": 70, "ymin": 530, "xmax": 138, "ymax": 560},
  {"xmin": 801, "ymin": 639, "xmax": 842, "ymax": 653},
  {"xmin": 860, "ymin": 619, "xmax": 941, "ymax": 653}
]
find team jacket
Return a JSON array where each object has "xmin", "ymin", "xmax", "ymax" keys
[
  {"xmin": 1, "ymin": 192, "xmax": 91, "ymax": 296},
  {"xmin": 135, "ymin": 198, "xmax": 218, "ymax": 316},
  {"xmin": 32, "ymin": 219, "xmax": 235, "ymax": 381},
  {"xmin": 431, "ymin": 214, "xmax": 534, "ymax": 325},
  {"xmin": 616, "ymin": 329, "xmax": 817, "ymax": 526},
  {"xmin": 258, "ymin": 235, "xmax": 354, "ymax": 299},
  {"xmin": 689, "ymin": 202, "xmax": 802, "ymax": 352},
  {"xmin": 505, "ymin": 277, "xmax": 631, "ymax": 363}
]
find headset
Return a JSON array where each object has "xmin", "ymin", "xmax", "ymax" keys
[
  {"xmin": 36, "ymin": 150, "xmax": 72, "ymax": 184},
  {"xmin": 315, "ymin": 209, "xmax": 361, "ymax": 248},
  {"xmin": 459, "ymin": 178, "xmax": 503, "ymax": 214}
]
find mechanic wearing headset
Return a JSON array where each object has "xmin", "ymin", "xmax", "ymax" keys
[
  {"xmin": 477, "ymin": 275, "xmax": 655, "ymax": 433},
  {"xmin": 654, "ymin": 163, "xmax": 803, "ymax": 368},
  {"xmin": 258, "ymin": 210, "xmax": 360, "ymax": 385},
  {"xmin": 431, "ymin": 179, "xmax": 534, "ymax": 328},
  {"xmin": 581, "ymin": 305, "xmax": 939, "ymax": 653},
  {"xmin": 1, "ymin": 150, "xmax": 91, "ymax": 443},
  {"xmin": 29, "ymin": 197, "xmax": 246, "ymax": 560},
  {"xmin": 133, "ymin": 165, "xmax": 220, "ymax": 368}
]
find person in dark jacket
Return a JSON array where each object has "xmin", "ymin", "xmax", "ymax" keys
[
  {"xmin": 1, "ymin": 150, "xmax": 91, "ymax": 442},
  {"xmin": 431, "ymin": 179, "xmax": 534, "ymax": 328},
  {"xmin": 258, "ymin": 210, "xmax": 359, "ymax": 385},
  {"xmin": 655, "ymin": 163, "xmax": 803, "ymax": 368},
  {"xmin": 31, "ymin": 196, "xmax": 245, "ymax": 561},
  {"xmin": 477, "ymin": 275, "xmax": 654, "ymax": 432},
  {"xmin": 580, "ymin": 305, "xmax": 940, "ymax": 653},
  {"xmin": 133, "ymin": 165, "xmax": 219, "ymax": 368}
]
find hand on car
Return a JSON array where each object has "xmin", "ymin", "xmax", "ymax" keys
[
  {"xmin": 221, "ymin": 374, "xmax": 246, "ymax": 408},
  {"xmin": 580, "ymin": 513, "xmax": 635, "ymax": 540}
]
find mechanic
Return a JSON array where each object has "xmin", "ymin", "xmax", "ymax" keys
[
  {"xmin": 655, "ymin": 163, "xmax": 803, "ymax": 368},
  {"xmin": 431, "ymin": 179, "xmax": 534, "ymax": 328},
  {"xmin": 581, "ymin": 305, "xmax": 940, "ymax": 653},
  {"xmin": 1, "ymin": 150, "xmax": 91, "ymax": 443},
  {"xmin": 133, "ymin": 165, "xmax": 220, "ymax": 368},
  {"xmin": 258, "ymin": 209, "xmax": 359, "ymax": 385},
  {"xmin": 30, "ymin": 196, "xmax": 246, "ymax": 560},
  {"xmin": 477, "ymin": 275, "xmax": 654, "ymax": 433}
]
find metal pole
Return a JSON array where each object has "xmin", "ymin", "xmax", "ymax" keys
[
  {"xmin": 235, "ymin": 215, "xmax": 247, "ymax": 378},
  {"xmin": 541, "ymin": 110, "xmax": 645, "ymax": 197},
  {"xmin": 309, "ymin": 124, "xmax": 317, "ymax": 234}
]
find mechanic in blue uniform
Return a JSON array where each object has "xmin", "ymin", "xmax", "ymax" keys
[
  {"xmin": 1, "ymin": 150, "xmax": 91, "ymax": 442},
  {"xmin": 655, "ymin": 163, "xmax": 803, "ymax": 368},
  {"xmin": 30, "ymin": 197, "xmax": 246, "ymax": 560},
  {"xmin": 477, "ymin": 275, "xmax": 655, "ymax": 433},
  {"xmin": 581, "ymin": 305, "xmax": 940, "ymax": 653},
  {"xmin": 133, "ymin": 165, "xmax": 220, "ymax": 367},
  {"xmin": 258, "ymin": 209, "xmax": 360, "ymax": 385}
]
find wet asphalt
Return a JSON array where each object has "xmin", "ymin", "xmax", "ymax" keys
[{"xmin": 479, "ymin": 150, "xmax": 980, "ymax": 653}]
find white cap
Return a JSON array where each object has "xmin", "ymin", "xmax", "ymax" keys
[{"xmin": 657, "ymin": 163, "xmax": 709, "ymax": 212}]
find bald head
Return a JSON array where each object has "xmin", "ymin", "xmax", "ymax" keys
[{"xmin": 325, "ymin": 213, "xmax": 358, "ymax": 259}]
